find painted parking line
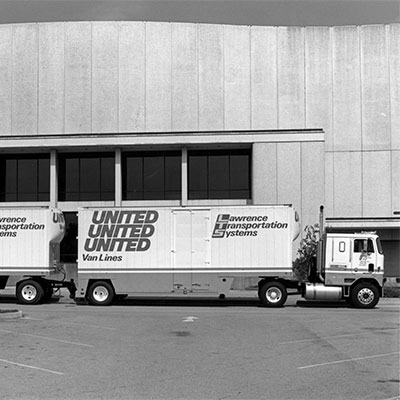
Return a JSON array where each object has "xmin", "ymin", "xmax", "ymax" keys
[
  {"xmin": 298, "ymin": 351, "xmax": 400, "ymax": 370},
  {"xmin": 0, "ymin": 329, "xmax": 94, "ymax": 348},
  {"xmin": 23, "ymin": 317, "xmax": 118, "ymax": 330},
  {"xmin": 280, "ymin": 328, "xmax": 400, "ymax": 344},
  {"xmin": 0, "ymin": 358, "xmax": 63, "ymax": 375}
]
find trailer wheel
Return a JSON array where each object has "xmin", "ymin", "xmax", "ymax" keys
[
  {"xmin": 259, "ymin": 281, "xmax": 287, "ymax": 307},
  {"xmin": 16, "ymin": 280, "xmax": 44, "ymax": 305},
  {"xmin": 87, "ymin": 281, "xmax": 114, "ymax": 306},
  {"xmin": 351, "ymin": 283, "xmax": 379, "ymax": 309}
]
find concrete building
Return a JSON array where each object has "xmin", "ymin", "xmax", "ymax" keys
[{"xmin": 0, "ymin": 22, "xmax": 399, "ymax": 278}]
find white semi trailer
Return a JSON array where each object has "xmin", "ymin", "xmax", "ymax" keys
[
  {"xmin": 0, "ymin": 207, "xmax": 76, "ymax": 304},
  {"xmin": 74, "ymin": 205, "xmax": 384, "ymax": 308}
]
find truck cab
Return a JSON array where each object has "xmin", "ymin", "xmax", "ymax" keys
[{"xmin": 304, "ymin": 232, "xmax": 384, "ymax": 308}]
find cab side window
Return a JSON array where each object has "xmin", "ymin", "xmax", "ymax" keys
[{"xmin": 353, "ymin": 239, "xmax": 375, "ymax": 253}]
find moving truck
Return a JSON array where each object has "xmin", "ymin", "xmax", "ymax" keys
[
  {"xmin": 0, "ymin": 205, "xmax": 384, "ymax": 308},
  {"xmin": 75, "ymin": 205, "xmax": 384, "ymax": 308},
  {"xmin": 0, "ymin": 207, "xmax": 76, "ymax": 304}
]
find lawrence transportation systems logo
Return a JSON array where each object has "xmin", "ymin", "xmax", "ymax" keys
[{"xmin": 212, "ymin": 214, "xmax": 288, "ymax": 238}]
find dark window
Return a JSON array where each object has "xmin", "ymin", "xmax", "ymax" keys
[
  {"xmin": 188, "ymin": 150, "xmax": 251, "ymax": 199},
  {"xmin": 354, "ymin": 239, "xmax": 375, "ymax": 253},
  {"xmin": 0, "ymin": 154, "xmax": 50, "ymax": 201},
  {"xmin": 122, "ymin": 151, "xmax": 181, "ymax": 200},
  {"xmin": 60, "ymin": 212, "xmax": 78, "ymax": 263},
  {"xmin": 58, "ymin": 153, "xmax": 115, "ymax": 201}
]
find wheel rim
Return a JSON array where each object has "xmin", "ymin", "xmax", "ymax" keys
[
  {"xmin": 21, "ymin": 285, "xmax": 38, "ymax": 302},
  {"xmin": 93, "ymin": 286, "xmax": 109, "ymax": 303},
  {"xmin": 357, "ymin": 288, "xmax": 375, "ymax": 305},
  {"xmin": 266, "ymin": 287, "xmax": 282, "ymax": 303}
]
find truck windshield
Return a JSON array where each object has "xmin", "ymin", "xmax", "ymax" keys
[{"xmin": 376, "ymin": 238, "xmax": 383, "ymax": 254}]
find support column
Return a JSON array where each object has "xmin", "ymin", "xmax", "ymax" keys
[
  {"xmin": 50, "ymin": 150, "xmax": 58, "ymax": 207},
  {"xmin": 252, "ymin": 143, "xmax": 278, "ymax": 205},
  {"xmin": 182, "ymin": 147, "xmax": 188, "ymax": 206},
  {"xmin": 115, "ymin": 148, "xmax": 122, "ymax": 207}
]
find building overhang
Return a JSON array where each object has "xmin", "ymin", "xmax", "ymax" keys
[
  {"xmin": 0, "ymin": 129, "xmax": 324, "ymax": 151},
  {"xmin": 326, "ymin": 217, "xmax": 400, "ymax": 230}
]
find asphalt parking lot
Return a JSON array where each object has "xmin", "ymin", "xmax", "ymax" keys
[{"xmin": 0, "ymin": 292, "xmax": 399, "ymax": 400}]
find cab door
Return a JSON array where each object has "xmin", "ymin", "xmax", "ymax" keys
[
  {"xmin": 329, "ymin": 237, "xmax": 351, "ymax": 272},
  {"xmin": 351, "ymin": 238, "xmax": 376, "ymax": 274}
]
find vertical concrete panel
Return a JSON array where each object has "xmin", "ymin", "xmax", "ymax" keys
[
  {"xmin": 277, "ymin": 27, "xmax": 305, "ymax": 129},
  {"xmin": 172, "ymin": 23, "xmax": 198, "ymax": 131},
  {"xmin": 38, "ymin": 23, "xmax": 64, "ymax": 134},
  {"xmin": 333, "ymin": 26, "xmax": 361, "ymax": 151},
  {"xmin": 0, "ymin": 25, "xmax": 12, "ymax": 135},
  {"xmin": 305, "ymin": 27, "xmax": 333, "ymax": 150},
  {"xmin": 92, "ymin": 22, "xmax": 119, "ymax": 133},
  {"xmin": 251, "ymin": 26, "xmax": 278, "ymax": 130},
  {"xmin": 252, "ymin": 142, "xmax": 277, "ymax": 204},
  {"xmin": 392, "ymin": 151, "xmax": 400, "ymax": 212},
  {"xmin": 363, "ymin": 151, "xmax": 391, "ymax": 216},
  {"xmin": 224, "ymin": 25, "xmax": 251, "ymax": 130},
  {"xmin": 301, "ymin": 142, "xmax": 325, "ymax": 227},
  {"xmin": 146, "ymin": 22, "xmax": 172, "ymax": 132},
  {"xmin": 333, "ymin": 152, "xmax": 362, "ymax": 216},
  {"xmin": 277, "ymin": 143, "xmax": 301, "ymax": 211},
  {"xmin": 12, "ymin": 24, "xmax": 38, "ymax": 135},
  {"xmin": 65, "ymin": 22, "xmax": 91, "ymax": 133},
  {"xmin": 390, "ymin": 24, "xmax": 400, "ymax": 150},
  {"xmin": 325, "ymin": 152, "xmax": 335, "ymax": 216},
  {"xmin": 361, "ymin": 25, "xmax": 390, "ymax": 150},
  {"xmin": 119, "ymin": 22, "xmax": 145, "ymax": 133},
  {"xmin": 198, "ymin": 24, "xmax": 223, "ymax": 130}
]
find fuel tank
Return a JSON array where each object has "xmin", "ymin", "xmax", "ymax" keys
[{"xmin": 304, "ymin": 283, "xmax": 342, "ymax": 301}]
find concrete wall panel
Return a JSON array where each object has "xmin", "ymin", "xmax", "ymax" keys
[
  {"xmin": 0, "ymin": 25, "xmax": 12, "ymax": 135},
  {"xmin": 65, "ymin": 22, "xmax": 92, "ymax": 133},
  {"xmin": 390, "ymin": 24, "xmax": 400, "ymax": 150},
  {"xmin": 277, "ymin": 143, "xmax": 301, "ymax": 211},
  {"xmin": 38, "ymin": 23, "xmax": 64, "ymax": 134},
  {"xmin": 198, "ymin": 24, "xmax": 223, "ymax": 130},
  {"xmin": 250, "ymin": 26, "xmax": 278, "ymax": 130},
  {"xmin": 301, "ymin": 142, "xmax": 325, "ymax": 226},
  {"xmin": 252, "ymin": 142, "xmax": 277, "ymax": 204},
  {"xmin": 325, "ymin": 152, "xmax": 335, "ymax": 216},
  {"xmin": 224, "ymin": 25, "xmax": 251, "ymax": 130},
  {"xmin": 392, "ymin": 151, "xmax": 400, "ymax": 212},
  {"xmin": 362, "ymin": 151, "xmax": 391, "ymax": 216},
  {"xmin": 12, "ymin": 24, "xmax": 38, "ymax": 135},
  {"xmin": 361, "ymin": 25, "xmax": 390, "ymax": 151},
  {"xmin": 92, "ymin": 22, "xmax": 119, "ymax": 133},
  {"xmin": 146, "ymin": 22, "xmax": 172, "ymax": 132},
  {"xmin": 305, "ymin": 27, "xmax": 333, "ymax": 150},
  {"xmin": 277, "ymin": 27, "xmax": 305, "ymax": 129},
  {"xmin": 172, "ymin": 23, "xmax": 198, "ymax": 131},
  {"xmin": 333, "ymin": 26, "xmax": 361, "ymax": 151},
  {"xmin": 119, "ymin": 22, "xmax": 145, "ymax": 133},
  {"xmin": 334, "ymin": 151, "xmax": 362, "ymax": 216}
]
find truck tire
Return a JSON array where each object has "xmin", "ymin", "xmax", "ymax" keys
[
  {"xmin": 259, "ymin": 281, "xmax": 287, "ymax": 307},
  {"xmin": 351, "ymin": 283, "xmax": 379, "ymax": 309},
  {"xmin": 16, "ymin": 280, "xmax": 44, "ymax": 305},
  {"xmin": 87, "ymin": 281, "xmax": 114, "ymax": 306}
]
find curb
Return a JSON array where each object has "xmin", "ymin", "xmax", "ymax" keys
[{"xmin": 0, "ymin": 309, "xmax": 23, "ymax": 319}]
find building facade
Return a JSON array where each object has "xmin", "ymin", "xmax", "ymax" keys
[{"xmin": 0, "ymin": 22, "xmax": 399, "ymax": 277}]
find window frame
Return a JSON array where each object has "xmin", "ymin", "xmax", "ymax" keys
[
  {"xmin": 58, "ymin": 152, "xmax": 115, "ymax": 202},
  {"xmin": 0, "ymin": 154, "xmax": 50, "ymax": 202}
]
